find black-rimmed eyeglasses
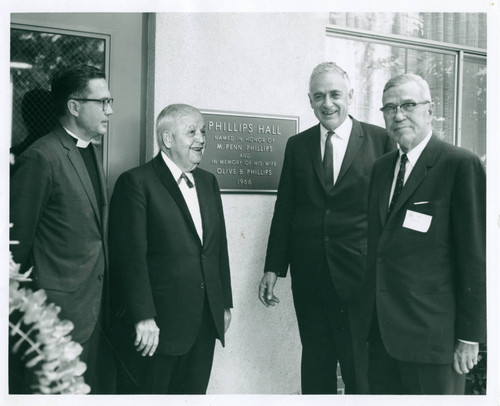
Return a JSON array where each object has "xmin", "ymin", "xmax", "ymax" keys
[
  {"xmin": 380, "ymin": 101, "xmax": 430, "ymax": 117},
  {"xmin": 72, "ymin": 98, "xmax": 114, "ymax": 111}
]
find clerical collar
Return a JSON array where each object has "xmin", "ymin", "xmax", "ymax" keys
[{"xmin": 62, "ymin": 126, "xmax": 91, "ymax": 148}]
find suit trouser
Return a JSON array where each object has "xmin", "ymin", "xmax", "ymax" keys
[
  {"xmin": 145, "ymin": 299, "xmax": 217, "ymax": 394},
  {"xmin": 367, "ymin": 313, "xmax": 465, "ymax": 394},
  {"xmin": 115, "ymin": 295, "xmax": 217, "ymax": 394},
  {"xmin": 80, "ymin": 310, "xmax": 117, "ymax": 394},
  {"xmin": 293, "ymin": 264, "xmax": 357, "ymax": 394}
]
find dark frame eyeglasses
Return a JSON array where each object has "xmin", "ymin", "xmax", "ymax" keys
[
  {"xmin": 380, "ymin": 101, "xmax": 430, "ymax": 117},
  {"xmin": 71, "ymin": 98, "xmax": 114, "ymax": 110}
]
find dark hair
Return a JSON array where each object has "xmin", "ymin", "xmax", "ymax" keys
[{"xmin": 51, "ymin": 65, "xmax": 106, "ymax": 117}]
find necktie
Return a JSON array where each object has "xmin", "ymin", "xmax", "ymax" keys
[
  {"xmin": 178, "ymin": 173, "xmax": 194, "ymax": 188},
  {"xmin": 388, "ymin": 154, "xmax": 408, "ymax": 213},
  {"xmin": 323, "ymin": 131, "xmax": 334, "ymax": 190}
]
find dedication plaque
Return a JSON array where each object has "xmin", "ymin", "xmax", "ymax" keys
[{"xmin": 199, "ymin": 110, "xmax": 299, "ymax": 193}]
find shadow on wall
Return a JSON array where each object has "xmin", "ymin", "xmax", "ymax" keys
[{"xmin": 11, "ymin": 88, "xmax": 58, "ymax": 159}]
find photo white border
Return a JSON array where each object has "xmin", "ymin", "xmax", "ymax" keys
[{"xmin": 1, "ymin": 1, "xmax": 498, "ymax": 405}]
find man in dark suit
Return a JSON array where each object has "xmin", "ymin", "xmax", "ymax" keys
[
  {"xmin": 109, "ymin": 104, "xmax": 233, "ymax": 394},
  {"xmin": 10, "ymin": 65, "xmax": 115, "ymax": 393},
  {"xmin": 258, "ymin": 62, "xmax": 394, "ymax": 394},
  {"xmin": 362, "ymin": 73, "xmax": 486, "ymax": 394}
]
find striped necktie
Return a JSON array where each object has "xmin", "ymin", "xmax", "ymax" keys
[{"xmin": 388, "ymin": 154, "xmax": 408, "ymax": 213}]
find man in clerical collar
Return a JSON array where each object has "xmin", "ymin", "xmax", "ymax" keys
[{"xmin": 10, "ymin": 64, "xmax": 115, "ymax": 393}]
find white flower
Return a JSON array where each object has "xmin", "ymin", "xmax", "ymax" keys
[{"xmin": 9, "ymin": 247, "xmax": 89, "ymax": 394}]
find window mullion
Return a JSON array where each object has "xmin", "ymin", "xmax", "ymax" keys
[{"xmin": 456, "ymin": 51, "xmax": 464, "ymax": 147}]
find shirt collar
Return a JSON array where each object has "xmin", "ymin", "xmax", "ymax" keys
[
  {"xmin": 400, "ymin": 129, "xmax": 433, "ymax": 167},
  {"xmin": 161, "ymin": 151, "xmax": 195, "ymax": 183},
  {"xmin": 62, "ymin": 126, "xmax": 91, "ymax": 148},
  {"xmin": 320, "ymin": 116, "xmax": 352, "ymax": 140}
]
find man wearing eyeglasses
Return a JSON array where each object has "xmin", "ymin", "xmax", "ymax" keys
[
  {"xmin": 10, "ymin": 64, "xmax": 115, "ymax": 393},
  {"xmin": 361, "ymin": 73, "xmax": 486, "ymax": 394}
]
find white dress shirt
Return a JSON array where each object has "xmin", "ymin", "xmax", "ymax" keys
[
  {"xmin": 320, "ymin": 117, "xmax": 353, "ymax": 185},
  {"xmin": 161, "ymin": 151, "xmax": 203, "ymax": 243},
  {"xmin": 388, "ymin": 130, "xmax": 433, "ymax": 206}
]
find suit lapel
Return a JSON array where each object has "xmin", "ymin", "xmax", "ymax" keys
[
  {"xmin": 92, "ymin": 144, "xmax": 108, "ymax": 232},
  {"xmin": 336, "ymin": 117, "xmax": 364, "ymax": 185},
  {"xmin": 56, "ymin": 127, "xmax": 102, "ymax": 227},
  {"xmin": 306, "ymin": 124, "xmax": 328, "ymax": 193},
  {"xmin": 152, "ymin": 155, "xmax": 201, "ymax": 245},
  {"xmin": 387, "ymin": 135, "xmax": 442, "ymax": 220}
]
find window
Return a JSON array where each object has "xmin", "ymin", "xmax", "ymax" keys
[
  {"xmin": 10, "ymin": 25, "xmax": 109, "ymax": 156},
  {"xmin": 326, "ymin": 13, "xmax": 486, "ymax": 161}
]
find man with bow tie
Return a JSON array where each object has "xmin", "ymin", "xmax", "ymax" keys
[{"xmin": 109, "ymin": 104, "xmax": 232, "ymax": 394}]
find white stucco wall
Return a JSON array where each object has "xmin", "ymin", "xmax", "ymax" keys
[{"xmin": 153, "ymin": 12, "xmax": 330, "ymax": 394}]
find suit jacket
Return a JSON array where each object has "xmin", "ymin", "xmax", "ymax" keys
[
  {"xmin": 10, "ymin": 124, "xmax": 108, "ymax": 344},
  {"xmin": 264, "ymin": 117, "xmax": 394, "ymax": 303},
  {"xmin": 362, "ymin": 134, "xmax": 486, "ymax": 364},
  {"xmin": 109, "ymin": 154, "xmax": 233, "ymax": 356}
]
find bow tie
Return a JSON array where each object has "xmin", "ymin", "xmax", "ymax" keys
[{"xmin": 178, "ymin": 173, "xmax": 194, "ymax": 188}]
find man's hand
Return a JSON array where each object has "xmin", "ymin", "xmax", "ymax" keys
[
  {"xmin": 258, "ymin": 272, "xmax": 280, "ymax": 307},
  {"xmin": 453, "ymin": 341, "xmax": 479, "ymax": 374},
  {"xmin": 224, "ymin": 308, "xmax": 232, "ymax": 333},
  {"xmin": 135, "ymin": 318, "xmax": 160, "ymax": 357}
]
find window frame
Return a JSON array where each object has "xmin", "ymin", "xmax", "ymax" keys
[
  {"xmin": 326, "ymin": 24, "xmax": 487, "ymax": 148},
  {"xmin": 10, "ymin": 22, "xmax": 111, "ymax": 173}
]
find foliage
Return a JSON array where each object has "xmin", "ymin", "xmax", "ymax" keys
[
  {"xmin": 466, "ymin": 345, "xmax": 487, "ymax": 395},
  {"xmin": 9, "ymin": 244, "xmax": 90, "ymax": 394}
]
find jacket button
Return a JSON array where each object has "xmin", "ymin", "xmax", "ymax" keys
[
  {"xmin": 201, "ymin": 254, "xmax": 206, "ymax": 260},
  {"xmin": 200, "ymin": 282, "xmax": 205, "ymax": 289},
  {"xmin": 377, "ymin": 257, "xmax": 384, "ymax": 263},
  {"xmin": 98, "ymin": 273, "xmax": 104, "ymax": 280},
  {"xmin": 325, "ymin": 236, "xmax": 330, "ymax": 242},
  {"xmin": 325, "ymin": 209, "xmax": 331, "ymax": 215}
]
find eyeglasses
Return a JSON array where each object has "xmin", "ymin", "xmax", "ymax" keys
[
  {"xmin": 72, "ymin": 98, "xmax": 114, "ymax": 111},
  {"xmin": 380, "ymin": 101, "xmax": 430, "ymax": 117}
]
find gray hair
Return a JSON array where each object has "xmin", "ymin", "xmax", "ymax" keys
[
  {"xmin": 309, "ymin": 62, "xmax": 352, "ymax": 91},
  {"xmin": 156, "ymin": 103, "xmax": 201, "ymax": 146},
  {"xmin": 383, "ymin": 73, "xmax": 432, "ymax": 101}
]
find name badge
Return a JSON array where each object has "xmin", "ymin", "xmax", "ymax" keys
[{"xmin": 402, "ymin": 210, "xmax": 432, "ymax": 233}]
